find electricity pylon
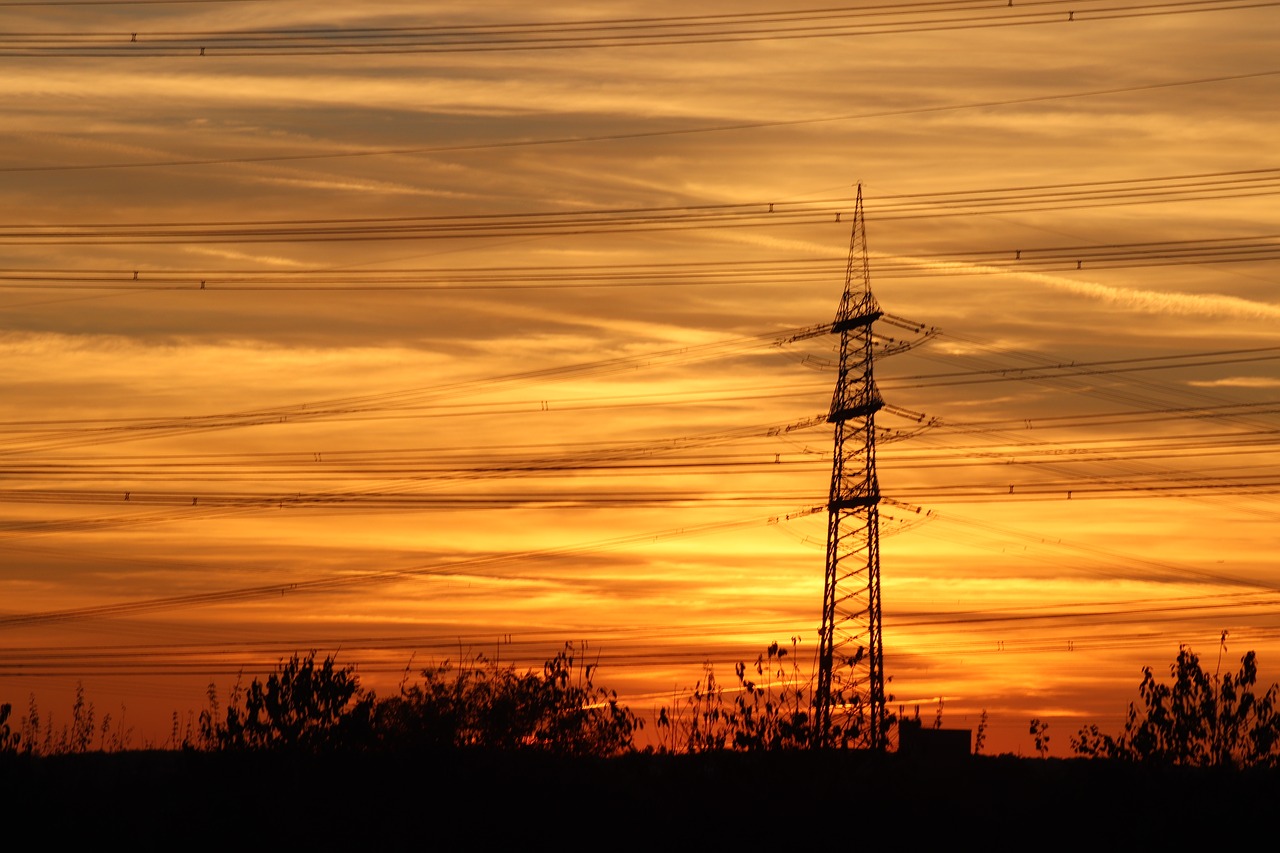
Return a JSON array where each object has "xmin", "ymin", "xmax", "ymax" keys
[{"xmin": 814, "ymin": 185, "xmax": 887, "ymax": 749}]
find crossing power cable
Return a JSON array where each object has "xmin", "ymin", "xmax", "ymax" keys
[
  {"xmin": 5, "ymin": 589, "xmax": 1280, "ymax": 678},
  {"xmin": 1, "ymin": 1, "xmax": 1274, "ymax": 56},
  {"xmin": 2, "ymin": 168, "xmax": 1277, "ymax": 246},
  {"xmin": 0, "ymin": 507, "xmax": 827, "ymax": 628},
  {"xmin": 1, "ymin": 74, "xmax": 1276, "ymax": 174},
  {"xmin": 0, "ymin": 342, "xmax": 1268, "ymax": 455},
  {"xmin": 3, "ymin": 230, "xmax": 1279, "ymax": 293}
]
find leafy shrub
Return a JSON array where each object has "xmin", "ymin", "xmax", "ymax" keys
[
  {"xmin": 0, "ymin": 702, "xmax": 19, "ymax": 755},
  {"xmin": 1029, "ymin": 717, "xmax": 1050, "ymax": 758},
  {"xmin": 376, "ymin": 642, "xmax": 641, "ymax": 756},
  {"xmin": 1072, "ymin": 645, "xmax": 1280, "ymax": 768},
  {"xmin": 200, "ymin": 652, "xmax": 376, "ymax": 752}
]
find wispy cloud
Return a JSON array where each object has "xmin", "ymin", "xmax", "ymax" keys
[
  {"xmin": 892, "ymin": 256, "xmax": 1280, "ymax": 320},
  {"xmin": 1187, "ymin": 376, "xmax": 1280, "ymax": 388},
  {"xmin": 182, "ymin": 247, "xmax": 311, "ymax": 267}
]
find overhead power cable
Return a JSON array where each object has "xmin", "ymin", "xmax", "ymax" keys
[
  {"xmin": 0, "ymin": 507, "xmax": 825, "ymax": 629},
  {"xmin": 0, "ymin": 321, "xmax": 847, "ymax": 454},
  {"xmin": 0, "ymin": 340, "xmax": 1265, "ymax": 459},
  {"xmin": 0, "ymin": 1, "xmax": 272, "ymax": 6},
  {"xmin": 2, "ymin": 230, "xmax": 1278, "ymax": 292},
  {"xmin": 881, "ymin": 346, "xmax": 1280, "ymax": 391},
  {"xmin": 2, "ymin": 168, "xmax": 1278, "ymax": 246},
  {"xmin": 941, "ymin": 400, "xmax": 1280, "ymax": 433},
  {"xmin": 1, "ymin": 1, "xmax": 1273, "ymax": 56},
  {"xmin": 2, "ymin": 71, "xmax": 1274, "ymax": 174},
  {"xmin": 4, "ymin": 588, "xmax": 1280, "ymax": 678}
]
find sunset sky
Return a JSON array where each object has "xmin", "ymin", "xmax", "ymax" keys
[{"xmin": 1, "ymin": 0, "xmax": 1277, "ymax": 755}]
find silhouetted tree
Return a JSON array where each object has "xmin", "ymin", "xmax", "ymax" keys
[
  {"xmin": 1072, "ymin": 645, "xmax": 1280, "ymax": 768},
  {"xmin": 1029, "ymin": 717, "xmax": 1050, "ymax": 758},
  {"xmin": 200, "ymin": 652, "xmax": 376, "ymax": 752},
  {"xmin": 0, "ymin": 702, "xmax": 19, "ymax": 755},
  {"xmin": 376, "ymin": 642, "xmax": 641, "ymax": 756}
]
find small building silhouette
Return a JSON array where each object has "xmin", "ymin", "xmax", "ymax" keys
[{"xmin": 897, "ymin": 718, "xmax": 971, "ymax": 759}]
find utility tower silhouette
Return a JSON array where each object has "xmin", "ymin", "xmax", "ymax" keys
[{"xmin": 814, "ymin": 185, "xmax": 887, "ymax": 749}]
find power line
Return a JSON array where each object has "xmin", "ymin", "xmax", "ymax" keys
[
  {"xmin": 5, "ymin": 588, "xmax": 1280, "ymax": 678},
  {"xmin": 0, "ymin": 507, "xmax": 826, "ymax": 629},
  {"xmin": 3, "ymin": 231, "xmax": 1278, "ymax": 293},
  {"xmin": 3, "ymin": 1, "xmax": 1273, "ymax": 56},
  {"xmin": 3, "ymin": 169, "xmax": 1278, "ymax": 246},
  {"xmin": 3, "ymin": 74, "xmax": 1276, "ymax": 174},
  {"xmin": 0, "ymin": 1, "xmax": 274, "ymax": 5},
  {"xmin": 0, "ymin": 339, "xmax": 1267, "ymax": 458}
]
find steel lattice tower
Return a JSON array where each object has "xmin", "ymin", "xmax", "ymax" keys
[{"xmin": 814, "ymin": 185, "xmax": 887, "ymax": 749}]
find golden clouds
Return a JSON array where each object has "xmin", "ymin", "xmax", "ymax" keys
[{"xmin": 0, "ymin": 2, "xmax": 1277, "ymax": 755}]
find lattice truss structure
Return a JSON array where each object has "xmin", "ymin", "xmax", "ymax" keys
[{"xmin": 814, "ymin": 186, "xmax": 887, "ymax": 749}]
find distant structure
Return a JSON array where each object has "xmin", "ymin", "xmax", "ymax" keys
[
  {"xmin": 897, "ymin": 718, "xmax": 972, "ymax": 759},
  {"xmin": 814, "ymin": 185, "xmax": 887, "ymax": 749}
]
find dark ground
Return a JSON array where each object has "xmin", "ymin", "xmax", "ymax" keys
[{"xmin": 4, "ymin": 749, "xmax": 1274, "ymax": 843}]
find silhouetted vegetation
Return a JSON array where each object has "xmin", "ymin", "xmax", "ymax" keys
[
  {"xmin": 375, "ymin": 643, "xmax": 641, "ymax": 755},
  {"xmin": 654, "ymin": 638, "xmax": 883, "ymax": 751},
  {"xmin": 7, "ymin": 639, "xmax": 906, "ymax": 758},
  {"xmin": 199, "ymin": 652, "xmax": 377, "ymax": 752},
  {"xmin": 189, "ymin": 643, "xmax": 641, "ymax": 756},
  {"xmin": 12, "ymin": 642, "xmax": 1280, "ymax": 844},
  {"xmin": 1029, "ymin": 717, "xmax": 1051, "ymax": 758},
  {"xmin": 1072, "ymin": 644, "xmax": 1280, "ymax": 767},
  {"xmin": 5, "ymin": 685, "xmax": 133, "ymax": 755},
  {"xmin": 33, "ymin": 639, "xmax": 1280, "ymax": 767},
  {"xmin": 0, "ymin": 703, "xmax": 18, "ymax": 755},
  {"xmin": 657, "ymin": 640, "xmax": 814, "ymax": 751}
]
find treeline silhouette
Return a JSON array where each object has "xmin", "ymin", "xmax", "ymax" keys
[
  {"xmin": 6, "ymin": 640, "xmax": 1280, "ymax": 765},
  {"xmin": 3, "ymin": 643, "xmax": 645, "ymax": 757},
  {"xmin": 6, "ymin": 643, "xmax": 1280, "ymax": 843},
  {"xmin": 1, "ymin": 639, "xmax": 857, "ymax": 757}
]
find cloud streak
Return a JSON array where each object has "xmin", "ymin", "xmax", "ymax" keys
[
  {"xmin": 0, "ymin": 2, "xmax": 1277, "ymax": 755},
  {"xmin": 891, "ymin": 255, "xmax": 1280, "ymax": 321}
]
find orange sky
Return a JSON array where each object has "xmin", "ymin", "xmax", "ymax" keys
[{"xmin": 1, "ymin": 1, "xmax": 1278, "ymax": 756}]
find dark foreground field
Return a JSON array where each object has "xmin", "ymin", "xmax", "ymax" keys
[{"xmin": 4, "ymin": 749, "xmax": 1275, "ymax": 843}]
